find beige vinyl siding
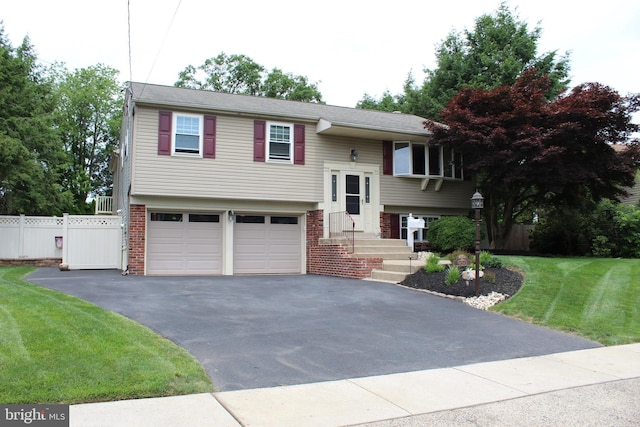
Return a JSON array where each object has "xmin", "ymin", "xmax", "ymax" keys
[
  {"xmin": 132, "ymin": 107, "xmax": 323, "ymax": 202},
  {"xmin": 131, "ymin": 106, "xmax": 472, "ymax": 210},
  {"xmin": 308, "ymin": 136, "xmax": 474, "ymax": 210},
  {"xmin": 380, "ymin": 175, "xmax": 476, "ymax": 209}
]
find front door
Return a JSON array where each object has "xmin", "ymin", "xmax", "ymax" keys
[
  {"xmin": 326, "ymin": 162, "xmax": 380, "ymax": 236},
  {"xmin": 344, "ymin": 173, "xmax": 363, "ymax": 230}
]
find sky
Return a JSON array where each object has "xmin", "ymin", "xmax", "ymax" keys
[{"xmin": 2, "ymin": 0, "xmax": 639, "ymax": 109}]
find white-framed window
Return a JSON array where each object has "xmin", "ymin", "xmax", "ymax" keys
[
  {"xmin": 173, "ymin": 113, "xmax": 203, "ymax": 156},
  {"xmin": 400, "ymin": 214, "xmax": 440, "ymax": 241},
  {"xmin": 393, "ymin": 141, "xmax": 462, "ymax": 179},
  {"xmin": 267, "ymin": 122, "xmax": 293, "ymax": 162}
]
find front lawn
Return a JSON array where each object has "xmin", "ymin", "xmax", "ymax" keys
[
  {"xmin": 0, "ymin": 267, "xmax": 212, "ymax": 404},
  {"xmin": 492, "ymin": 256, "xmax": 640, "ymax": 346}
]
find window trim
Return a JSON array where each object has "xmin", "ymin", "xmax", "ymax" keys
[
  {"xmin": 172, "ymin": 113, "xmax": 203, "ymax": 157},
  {"xmin": 266, "ymin": 121, "xmax": 293, "ymax": 163}
]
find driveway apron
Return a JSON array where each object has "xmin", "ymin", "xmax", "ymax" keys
[{"xmin": 27, "ymin": 268, "xmax": 601, "ymax": 391}]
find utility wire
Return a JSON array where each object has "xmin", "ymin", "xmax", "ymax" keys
[
  {"xmin": 127, "ymin": 0, "xmax": 133, "ymax": 83},
  {"xmin": 141, "ymin": 0, "xmax": 182, "ymax": 88}
]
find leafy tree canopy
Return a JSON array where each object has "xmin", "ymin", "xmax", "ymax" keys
[
  {"xmin": 176, "ymin": 52, "xmax": 323, "ymax": 103},
  {"xmin": 358, "ymin": 2, "xmax": 570, "ymax": 118},
  {"xmin": 426, "ymin": 69, "xmax": 640, "ymax": 248},
  {"xmin": 0, "ymin": 24, "xmax": 72, "ymax": 215},
  {"xmin": 53, "ymin": 64, "xmax": 123, "ymax": 214}
]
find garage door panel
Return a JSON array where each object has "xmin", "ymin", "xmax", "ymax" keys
[
  {"xmin": 147, "ymin": 213, "xmax": 222, "ymax": 275},
  {"xmin": 234, "ymin": 215, "xmax": 301, "ymax": 274}
]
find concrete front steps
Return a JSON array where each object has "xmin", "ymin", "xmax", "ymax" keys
[
  {"xmin": 351, "ymin": 238, "xmax": 423, "ymax": 283},
  {"xmin": 317, "ymin": 237, "xmax": 424, "ymax": 281},
  {"xmin": 369, "ymin": 259, "xmax": 423, "ymax": 283}
]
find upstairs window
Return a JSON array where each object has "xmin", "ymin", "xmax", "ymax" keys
[
  {"xmin": 174, "ymin": 114, "xmax": 202, "ymax": 155},
  {"xmin": 158, "ymin": 111, "xmax": 216, "ymax": 158},
  {"xmin": 267, "ymin": 122, "xmax": 293, "ymax": 162},
  {"xmin": 392, "ymin": 141, "xmax": 462, "ymax": 179}
]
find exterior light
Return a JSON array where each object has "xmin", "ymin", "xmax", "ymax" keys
[
  {"xmin": 350, "ymin": 149, "xmax": 358, "ymax": 162},
  {"xmin": 471, "ymin": 191, "xmax": 484, "ymax": 209}
]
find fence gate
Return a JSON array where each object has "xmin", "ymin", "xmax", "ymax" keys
[{"xmin": 64, "ymin": 215, "xmax": 122, "ymax": 269}]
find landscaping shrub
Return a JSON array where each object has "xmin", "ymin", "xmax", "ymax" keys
[
  {"xmin": 425, "ymin": 253, "xmax": 445, "ymax": 273},
  {"xmin": 483, "ymin": 270, "xmax": 497, "ymax": 283},
  {"xmin": 445, "ymin": 265, "xmax": 461, "ymax": 286},
  {"xmin": 428, "ymin": 216, "xmax": 475, "ymax": 253},
  {"xmin": 480, "ymin": 250, "xmax": 503, "ymax": 268},
  {"xmin": 531, "ymin": 199, "xmax": 640, "ymax": 258}
]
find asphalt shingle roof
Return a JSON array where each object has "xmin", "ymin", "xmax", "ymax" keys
[{"xmin": 129, "ymin": 82, "xmax": 431, "ymax": 138}]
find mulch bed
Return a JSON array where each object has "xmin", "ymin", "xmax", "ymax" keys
[{"xmin": 400, "ymin": 267, "xmax": 525, "ymax": 298}]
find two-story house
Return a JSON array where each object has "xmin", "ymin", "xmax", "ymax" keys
[{"xmin": 111, "ymin": 82, "xmax": 475, "ymax": 277}]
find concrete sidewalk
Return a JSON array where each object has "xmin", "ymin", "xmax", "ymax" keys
[{"xmin": 70, "ymin": 344, "xmax": 640, "ymax": 427}]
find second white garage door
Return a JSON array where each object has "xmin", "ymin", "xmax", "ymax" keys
[{"xmin": 234, "ymin": 215, "xmax": 302, "ymax": 274}]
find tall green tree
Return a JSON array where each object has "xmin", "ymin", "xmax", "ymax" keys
[
  {"xmin": 54, "ymin": 64, "xmax": 122, "ymax": 213},
  {"xmin": 262, "ymin": 68, "xmax": 322, "ymax": 102},
  {"xmin": 176, "ymin": 52, "xmax": 324, "ymax": 102},
  {"xmin": 0, "ymin": 24, "xmax": 70, "ymax": 215},
  {"xmin": 358, "ymin": 3, "xmax": 570, "ymax": 118},
  {"xmin": 426, "ymin": 70, "xmax": 640, "ymax": 249}
]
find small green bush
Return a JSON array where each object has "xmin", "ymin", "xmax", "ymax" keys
[
  {"xmin": 484, "ymin": 270, "xmax": 497, "ymax": 283},
  {"xmin": 480, "ymin": 251, "xmax": 503, "ymax": 268},
  {"xmin": 445, "ymin": 265, "xmax": 461, "ymax": 286},
  {"xmin": 425, "ymin": 253, "xmax": 445, "ymax": 273},
  {"xmin": 428, "ymin": 216, "xmax": 475, "ymax": 253}
]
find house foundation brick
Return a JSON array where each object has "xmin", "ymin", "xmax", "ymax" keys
[
  {"xmin": 380, "ymin": 212, "xmax": 392, "ymax": 239},
  {"xmin": 128, "ymin": 204, "xmax": 146, "ymax": 275},
  {"xmin": 306, "ymin": 209, "xmax": 383, "ymax": 279}
]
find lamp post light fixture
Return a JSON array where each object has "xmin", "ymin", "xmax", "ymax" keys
[{"xmin": 471, "ymin": 191, "xmax": 484, "ymax": 296}]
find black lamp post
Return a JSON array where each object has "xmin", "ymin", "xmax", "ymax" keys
[{"xmin": 471, "ymin": 191, "xmax": 484, "ymax": 296}]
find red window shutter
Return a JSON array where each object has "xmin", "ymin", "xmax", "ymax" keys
[
  {"xmin": 390, "ymin": 214, "xmax": 400, "ymax": 239},
  {"xmin": 293, "ymin": 124, "xmax": 305, "ymax": 165},
  {"xmin": 382, "ymin": 140, "xmax": 393, "ymax": 175},
  {"xmin": 203, "ymin": 115, "xmax": 216, "ymax": 158},
  {"xmin": 254, "ymin": 120, "xmax": 266, "ymax": 162},
  {"xmin": 158, "ymin": 111, "xmax": 172, "ymax": 155}
]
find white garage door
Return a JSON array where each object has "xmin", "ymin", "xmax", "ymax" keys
[
  {"xmin": 147, "ymin": 212, "xmax": 222, "ymax": 275},
  {"xmin": 234, "ymin": 215, "xmax": 302, "ymax": 274}
]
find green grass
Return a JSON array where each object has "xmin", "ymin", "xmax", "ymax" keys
[
  {"xmin": 0, "ymin": 267, "xmax": 212, "ymax": 404},
  {"xmin": 492, "ymin": 257, "xmax": 640, "ymax": 346}
]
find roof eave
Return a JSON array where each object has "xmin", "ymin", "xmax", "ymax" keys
[{"xmin": 316, "ymin": 119, "xmax": 431, "ymax": 142}]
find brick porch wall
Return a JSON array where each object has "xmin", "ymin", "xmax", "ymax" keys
[
  {"xmin": 306, "ymin": 209, "xmax": 383, "ymax": 279},
  {"xmin": 128, "ymin": 204, "xmax": 146, "ymax": 275},
  {"xmin": 380, "ymin": 212, "xmax": 392, "ymax": 239}
]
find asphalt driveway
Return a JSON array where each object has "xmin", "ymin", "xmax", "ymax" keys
[{"xmin": 27, "ymin": 268, "xmax": 601, "ymax": 392}]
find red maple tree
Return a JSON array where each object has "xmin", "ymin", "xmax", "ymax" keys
[{"xmin": 426, "ymin": 69, "xmax": 639, "ymax": 249}]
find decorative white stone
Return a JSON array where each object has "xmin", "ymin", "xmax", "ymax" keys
[{"xmin": 464, "ymin": 292, "xmax": 508, "ymax": 310}]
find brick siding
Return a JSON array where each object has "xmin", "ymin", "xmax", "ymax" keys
[
  {"xmin": 380, "ymin": 212, "xmax": 392, "ymax": 239},
  {"xmin": 128, "ymin": 204, "xmax": 146, "ymax": 275},
  {"xmin": 306, "ymin": 209, "xmax": 383, "ymax": 279}
]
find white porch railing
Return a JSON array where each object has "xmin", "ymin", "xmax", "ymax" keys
[
  {"xmin": 328, "ymin": 211, "xmax": 355, "ymax": 253},
  {"xmin": 95, "ymin": 196, "xmax": 113, "ymax": 215}
]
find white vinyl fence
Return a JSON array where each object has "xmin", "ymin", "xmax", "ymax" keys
[{"xmin": 0, "ymin": 214, "xmax": 122, "ymax": 270}]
